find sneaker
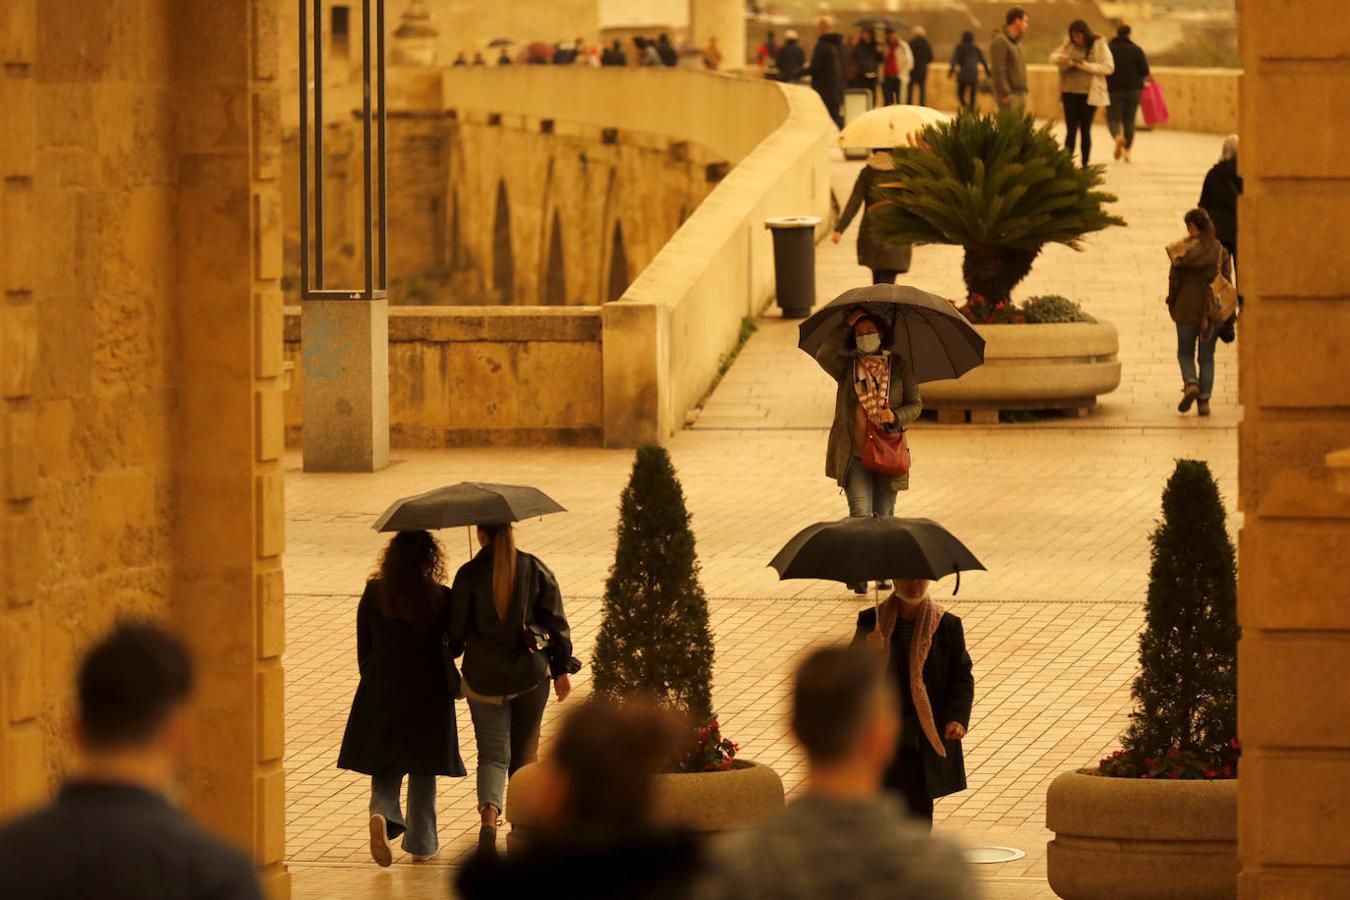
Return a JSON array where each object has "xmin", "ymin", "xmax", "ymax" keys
[
  {"xmin": 369, "ymin": 814, "xmax": 393, "ymax": 868},
  {"xmin": 1123, "ymin": 148, "xmax": 1132, "ymax": 163},
  {"xmin": 1114, "ymin": 134, "xmax": 1125, "ymax": 160},
  {"xmin": 411, "ymin": 850, "xmax": 439, "ymax": 863},
  {"xmin": 1177, "ymin": 384, "xmax": 1198, "ymax": 413},
  {"xmin": 1197, "ymin": 399, "xmax": 1211, "ymax": 417},
  {"xmin": 851, "ymin": 582, "xmax": 868, "ymax": 596},
  {"xmin": 477, "ymin": 825, "xmax": 498, "ymax": 857}
]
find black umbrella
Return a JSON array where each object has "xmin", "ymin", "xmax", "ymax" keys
[
  {"xmin": 799, "ymin": 284, "xmax": 984, "ymax": 385},
  {"xmin": 373, "ymin": 483, "xmax": 565, "ymax": 532},
  {"xmin": 856, "ymin": 17, "xmax": 905, "ymax": 33},
  {"xmin": 770, "ymin": 517, "xmax": 985, "ymax": 592},
  {"xmin": 487, "ymin": 37, "xmax": 514, "ymax": 48}
]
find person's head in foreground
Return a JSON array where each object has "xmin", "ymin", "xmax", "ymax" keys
[
  {"xmin": 793, "ymin": 645, "xmax": 899, "ymax": 790},
  {"xmin": 1006, "ymin": 6, "xmax": 1030, "ymax": 36}
]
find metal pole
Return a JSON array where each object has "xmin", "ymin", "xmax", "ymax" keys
[
  {"xmin": 361, "ymin": 0, "xmax": 374, "ymax": 300},
  {"xmin": 299, "ymin": 0, "xmax": 309, "ymax": 296},
  {"xmin": 313, "ymin": 0, "xmax": 325, "ymax": 289},
  {"xmin": 376, "ymin": 0, "xmax": 387, "ymax": 292}
]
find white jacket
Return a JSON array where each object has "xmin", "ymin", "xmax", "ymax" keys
[{"xmin": 1050, "ymin": 37, "xmax": 1114, "ymax": 107}]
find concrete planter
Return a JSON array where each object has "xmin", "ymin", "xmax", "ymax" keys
[
  {"xmin": 1046, "ymin": 769, "xmax": 1238, "ymax": 900},
  {"xmin": 505, "ymin": 758, "xmax": 785, "ymax": 848},
  {"xmin": 923, "ymin": 322, "xmax": 1122, "ymax": 416}
]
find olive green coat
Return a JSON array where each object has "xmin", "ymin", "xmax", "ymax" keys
[{"xmin": 815, "ymin": 331, "xmax": 922, "ymax": 492}]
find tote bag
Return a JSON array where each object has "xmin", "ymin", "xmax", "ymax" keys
[{"xmin": 1141, "ymin": 81, "xmax": 1170, "ymax": 126}]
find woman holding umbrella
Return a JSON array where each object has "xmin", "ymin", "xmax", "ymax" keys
[
  {"xmin": 337, "ymin": 530, "xmax": 466, "ymax": 866},
  {"xmin": 449, "ymin": 521, "xmax": 580, "ymax": 856},
  {"xmin": 854, "ymin": 577, "xmax": 973, "ymax": 828}
]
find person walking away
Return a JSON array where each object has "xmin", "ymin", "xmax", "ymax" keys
[
  {"xmin": 881, "ymin": 27, "xmax": 914, "ymax": 106},
  {"xmin": 452, "ymin": 52, "xmax": 467, "ymax": 67},
  {"xmin": 834, "ymin": 150, "xmax": 913, "ymax": 284},
  {"xmin": 601, "ymin": 39, "xmax": 627, "ymax": 67},
  {"xmin": 472, "ymin": 52, "xmax": 486, "ymax": 66},
  {"xmin": 848, "ymin": 26, "xmax": 883, "ymax": 103},
  {"xmin": 337, "ymin": 530, "xmax": 466, "ymax": 866},
  {"xmin": 806, "ymin": 17, "xmax": 847, "ymax": 128},
  {"xmin": 775, "ymin": 29, "xmax": 805, "ymax": 83},
  {"xmin": 496, "ymin": 48, "xmax": 512, "ymax": 66},
  {"xmin": 1050, "ymin": 20, "xmax": 1114, "ymax": 166},
  {"xmin": 949, "ymin": 31, "xmax": 989, "ymax": 112},
  {"xmin": 656, "ymin": 33, "xmax": 679, "ymax": 67},
  {"xmin": 1167, "ymin": 208, "xmax": 1233, "ymax": 417},
  {"xmin": 1106, "ymin": 24, "xmax": 1150, "ymax": 162},
  {"xmin": 703, "ymin": 35, "xmax": 723, "ymax": 70},
  {"xmin": 699, "ymin": 646, "xmax": 980, "ymax": 899},
  {"xmin": 757, "ymin": 30, "xmax": 779, "ymax": 73},
  {"xmin": 815, "ymin": 310, "xmax": 921, "ymax": 594},
  {"xmin": 0, "ymin": 623, "xmax": 263, "ymax": 900},
  {"xmin": 991, "ymin": 6, "xmax": 1030, "ymax": 110},
  {"xmin": 908, "ymin": 26, "xmax": 934, "ymax": 105},
  {"xmin": 450, "ymin": 522, "xmax": 580, "ymax": 856},
  {"xmin": 855, "ymin": 579, "xmax": 974, "ymax": 827},
  {"xmin": 456, "ymin": 700, "xmax": 701, "ymax": 900},
  {"xmin": 1199, "ymin": 135, "xmax": 1242, "ymax": 279}
]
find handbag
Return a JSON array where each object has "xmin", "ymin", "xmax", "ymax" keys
[
  {"xmin": 1208, "ymin": 250, "xmax": 1238, "ymax": 334},
  {"xmin": 862, "ymin": 421, "xmax": 911, "ymax": 477},
  {"xmin": 1141, "ymin": 81, "xmax": 1170, "ymax": 126}
]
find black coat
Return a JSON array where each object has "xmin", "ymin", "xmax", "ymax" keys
[
  {"xmin": 449, "ymin": 548, "xmax": 579, "ymax": 697},
  {"xmin": 337, "ymin": 580, "xmax": 467, "ymax": 777},
  {"xmin": 854, "ymin": 608, "xmax": 974, "ymax": 800},
  {"xmin": 807, "ymin": 33, "xmax": 846, "ymax": 108},
  {"xmin": 775, "ymin": 40, "xmax": 806, "ymax": 82},
  {"xmin": 909, "ymin": 36, "xmax": 934, "ymax": 75},
  {"xmin": 656, "ymin": 39, "xmax": 678, "ymax": 67},
  {"xmin": 0, "ymin": 782, "xmax": 262, "ymax": 900},
  {"xmin": 1199, "ymin": 158, "xmax": 1242, "ymax": 247},
  {"xmin": 950, "ymin": 42, "xmax": 988, "ymax": 84},
  {"xmin": 848, "ymin": 40, "xmax": 883, "ymax": 88},
  {"xmin": 1106, "ymin": 36, "xmax": 1150, "ymax": 92}
]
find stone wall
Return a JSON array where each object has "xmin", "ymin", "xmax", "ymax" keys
[{"xmin": 0, "ymin": 0, "xmax": 288, "ymax": 895}]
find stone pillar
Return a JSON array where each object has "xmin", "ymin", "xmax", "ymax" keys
[
  {"xmin": 689, "ymin": 0, "xmax": 745, "ymax": 71},
  {"xmin": 1237, "ymin": 4, "xmax": 1350, "ymax": 898},
  {"xmin": 300, "ymin": 299, "xmax": 390, "ymax": 472}
]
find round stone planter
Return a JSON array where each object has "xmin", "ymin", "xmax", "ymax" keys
[
  {"xmin": 923, "ymin": 321, "xmax": 1122, "ymax": 416},
  {"xmin": 1046, "ymin": 769, "xmax": 1238, "ymax": 900},
  {"xmin": 505, "ymin": 758, "xmax": 785, "ymax": 849}
]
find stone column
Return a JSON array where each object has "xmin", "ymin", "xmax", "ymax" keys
[
  {"xmin": 689, "ymin": 0, "xmax": 746, "ymax": 72},
  {"xmin": 1237, "ymin": 5, "xmax": 1350, "ymax": 898},
  {"xmin": 300, "ymin": 298, "xmax": 390, "ymax": 472}
]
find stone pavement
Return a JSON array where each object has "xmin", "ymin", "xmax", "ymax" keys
[{"xmin": 284, "ymin": 124, "xmax": 1239, "ymax": 899}]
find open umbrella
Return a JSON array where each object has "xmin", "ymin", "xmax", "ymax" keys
[
  {"xmin": 486, "ymin": 37, "xmax": 514, "ymax": 48},
  {"xmin": 373, "ymin": 483, "xmax": 565, "ymax": 532},
  {"xmin": 770, "ymin": 516, "xmax": 985, "ymax": 592},
  {"xmin": 799, "ymin": 284, "xmax": 984, "ymax": 385},
  {"xmin": 856, "ymin": 17, "xmax": 905, "ymax": 34},
  {"xmin": 838, "ymin": 104, "xmax": 950, "ymax": 150}
]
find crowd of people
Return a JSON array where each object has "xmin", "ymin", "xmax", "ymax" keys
[{"xmin": 451, "ymin": 33, "xmax": 729, "ymax": 71}]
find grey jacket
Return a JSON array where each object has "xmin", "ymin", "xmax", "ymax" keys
[{"xmin": 990, "ymin": 29, "xmax": 1027, "ymax": 100}]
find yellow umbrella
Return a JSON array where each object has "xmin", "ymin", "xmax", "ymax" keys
[{"xmin": 838, "ymin": 104, "xmax": 951, "ymax": 150}]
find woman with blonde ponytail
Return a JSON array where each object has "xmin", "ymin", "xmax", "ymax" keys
[{"xmin": 449, "ymin": 522, "xmax": 580, "ymax": 856}]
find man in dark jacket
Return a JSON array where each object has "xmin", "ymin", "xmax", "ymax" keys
[
  {"xmin": 775, "ymin": 29, "xmax": 806, "ymax": 82},
  {"xmin": 1106, "ymin": 25, "xmax": 1151, "ymax": 161},
  {"xmin": 0, "ymin": 623, "xmax": 263, "ymax": 900},
  {"xmin": 807, "ymin": 18, "xmax": 846, "ymax": 128},
  {"xmin": 908, "ymin": 26, "xmax": 935, "ymax": 105},
  {"xmin": 656, "ymin": 33, "xmax": 678, "ymax": 66}
]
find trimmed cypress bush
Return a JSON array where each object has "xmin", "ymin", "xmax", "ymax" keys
[{"xmin": 1100, "ymin": 459, "xmax": 1240, "ymax": 779}]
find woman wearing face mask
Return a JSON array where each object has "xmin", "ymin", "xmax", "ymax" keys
[
  {"xmin": 854, "ymin": 577, "xmax": 973, "ymax": 828},
  {"xmin": 816, "ymin": 309, "xmax": 922, "ymax": 595},
  {"xmin": 832, "ymin": 149, "xmax": 914, "ymax": 285}
]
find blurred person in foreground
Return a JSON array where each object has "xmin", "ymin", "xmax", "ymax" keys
[
  {"xmin": 455, "ymin": 699, "xmax": 700, "ymax": 900},
  {"xmin": 0, "ymin": 623, "xmax": 262, "ymax": 900},
  {"xmin": 700, "ymin": 646, "xmax": 979, "ymax": 900}
]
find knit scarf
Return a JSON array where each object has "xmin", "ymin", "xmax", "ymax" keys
[
  {"xmin": 876, "ymin": 594, "xmax": 948, "ymax": 757},
  {"xmin": 853, "ymin": 353, "xmax": 892, "ymax": 428}
]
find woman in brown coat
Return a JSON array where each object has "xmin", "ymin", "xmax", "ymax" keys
[
  {"xmin": 832, "ymin": 151, "xmax": 914, "ymax": 284},
  {"xmin": 1167, "ymin": 208, "xmax": 1232, "ymax": 417},
  {"xmin": 815, "ymin": 310, "xmax": 922, "ymax": 594}
]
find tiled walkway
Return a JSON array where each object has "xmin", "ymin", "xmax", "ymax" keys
[{"xmin": 284, "ymin": 125, "xmax": 1240, "ymax": 899}]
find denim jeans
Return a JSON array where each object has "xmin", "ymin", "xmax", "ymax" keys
[
  {"xmin": 1176, "ymin": 322, "xmax": 1218, "ymax": 400},
  {"xmin": 370, "ymin": 773, "xmax": 437, "ymax": 856},
  {"xmin": 1106, "ymin": 89, "xmax": 1142, "ymax": 149},
  {"xmin": 467, "ymin": 679, "xmax": 550, "ymax": 814},
  {"xmin": 845, "ymin": 456, "xmax": 897, "ymax": 518}
]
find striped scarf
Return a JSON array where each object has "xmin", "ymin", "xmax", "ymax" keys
[{"xmin": 854, "ymin": 353, "xmax": 892, "ymax": 428}]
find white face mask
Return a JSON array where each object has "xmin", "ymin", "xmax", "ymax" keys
[{"xmin": 856, "ymin": 333, "xmax": 882, "ymax": 354}]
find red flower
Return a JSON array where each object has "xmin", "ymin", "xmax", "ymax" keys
[{"xmin": 1229, "ymin": 739, "xmax": 1241, "ymax": 750}]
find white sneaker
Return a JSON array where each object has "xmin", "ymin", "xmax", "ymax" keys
[{"xmin": 369, "ymin": 814, "xmax": 393, "ymax": 867}]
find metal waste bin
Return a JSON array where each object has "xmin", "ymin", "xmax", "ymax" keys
[{"xmin": 764, "ymin": 216, "xmax": 822, "ymax": 319}]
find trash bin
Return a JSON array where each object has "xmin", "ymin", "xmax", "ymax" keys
[{"xmin": 764, "ymin": 216, "xmax": 822, "ymax": 319}]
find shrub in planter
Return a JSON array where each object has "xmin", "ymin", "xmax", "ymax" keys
[
  {"xmin": 591, "ymin": 445, "xmax": 731, "ymax": 772},
  {"xmin": 1021, "ymin": 295, "xmax": 1097, "ymax": 325}
]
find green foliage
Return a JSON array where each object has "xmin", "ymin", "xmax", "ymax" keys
[
  {"xmin": 592, "ymin": 446, "xmax": 716, "ymax": 732},
  {"xmin": 1020, "ymin": 295, "xmax": 1097, "ymax": 324},
  {"xmin": 1104, "ymin": 460, "xmax": 1240, "ymax": 778},
  {"xmin": 870, "ymin": 110, "xmax": 1124, "ymax": 303}
]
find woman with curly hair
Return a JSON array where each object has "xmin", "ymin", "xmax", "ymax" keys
[{"xmin": 338, "ymin": 529, "xmax": 465, "ymax": 866}]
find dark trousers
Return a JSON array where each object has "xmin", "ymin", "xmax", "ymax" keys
[
  {"xmin": 1106, "ymin": 88, "xmax": 1142, "ymax": 149},
  {"xmin": 893, "ymin": 748, "xmax": 934, "ymax": 827},
  {"xmin": 882, "ymin": 74, "xmax": 902, "ymax": 106},
  {"xmin": 957, "ymin": 80, "xmax": 977, "ymax": 111},
  {"xmin": 817, "ymin": 87, "xmax": 844, "ymax": 128},
  {"xmin": 872, "ymin": 269, "xmax": 900, "ymax": 285},
  {"xmin": 907, "ymin": 71, "xmax": 928, "ymax": 106},
  {"xmin": 1061, "ymin": 92, "xmax": 1097, "ymax": 164}
]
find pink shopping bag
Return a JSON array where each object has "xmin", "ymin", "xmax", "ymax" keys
[{"xmin": 1141, "ymin": 81, "xmax": 1170, "ymax": 126}]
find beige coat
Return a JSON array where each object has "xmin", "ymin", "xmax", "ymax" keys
[
  {"xmin": 1050, "ymin": 37, "xmax": 1114, "ymax": 107},
  {"xmin": 815, "ymin": 331, "xmax": 922, "ymax": 492}
]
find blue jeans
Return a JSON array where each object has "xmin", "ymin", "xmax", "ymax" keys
[
  {"xmin": 467, "ymin": 679, "xmax": 550, "ymax": 813},
  {"xmin": 845, "ymin": 457, "xmax": 897, "ymax": 518},
  {"xmin": 370, "ymin": 773, "xmax": 437, "ymax": 856},
  {"xmin": 1176, "ymin": 322, "xmax": 1218, "ymax": 400}
]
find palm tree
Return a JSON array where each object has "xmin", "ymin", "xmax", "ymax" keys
[{"xmin": 870, "ymin": 110, "xmax": 1125, "ymax": 307}]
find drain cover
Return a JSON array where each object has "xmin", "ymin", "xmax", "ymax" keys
[{"xmin": 964, "ymin": 845, "xmax": 1026, "ymax": 864}]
